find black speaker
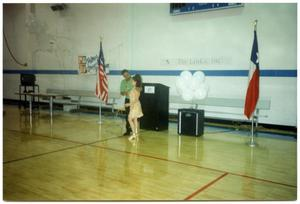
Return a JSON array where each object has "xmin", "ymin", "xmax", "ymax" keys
[
  {"xmin": 51, "ymin": 4, "xmax": 66, "ymax": 11},
  {"xmin": 140, "ymin": 83, "xmax": 169, "ymax": 131},
  {"xmin": 178, "ymin": 109, "xmax": 204, "ymax": 136},
  {"xmin": 20, "ymin": 74, "xmax": 36, "ymax": 86}
]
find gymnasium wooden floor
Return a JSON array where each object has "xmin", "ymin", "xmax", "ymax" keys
[{"xmin": 2, "ymin": 105, "xmax": 297, "ymax": 201}]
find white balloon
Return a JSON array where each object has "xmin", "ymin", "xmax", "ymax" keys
[
  {"xmin": 201, "ymin": 83, "xmax": 209, "ymax": 92},
  {"xmin": 180, "ymin": 71, "xmax": 192, "ymax": 81},
  {"xmin": 176, "ymin": 70, "xmax": 208, "ymax": 101},
  {"xmin": 191, "ymin": 77, "xmax": 201, "ymax": 91},
  {"xmin": 182, "ymin": 90, "xmax": 194, "ymax": 101},
  {"xmin": 175, "ymin": 81, "xmax": 183, "ymax": 95},
  {"xmin": 176, "ymin": 86, "xmax": 183, "ymax": 95},
  {"xmin": 193, "ymin": 71, "xmax": 205, "ymax": 83},
  {"xmin": 195, "ymin": 88, "xmax": 208, "ymax": 100},
  {"xmin": 176, "ymin": 78, "xmax": 187, "ymax": 94},
  {"xmin": 177, "ymin": 78, "xmax": 187, "ymax": 88}
]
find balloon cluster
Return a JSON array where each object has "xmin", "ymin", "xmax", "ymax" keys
[{"xmin": 175, "ymin": 71, "xmax": 209, "ymax": 101}]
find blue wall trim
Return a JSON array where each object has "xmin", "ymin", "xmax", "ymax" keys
[
  {"xmin": 3, "ymin": 69, "xmax": 78, "ymax": 75},
  {"xmin": 3, "ymin": 69, "xmax": 297, "ymax": 77}
]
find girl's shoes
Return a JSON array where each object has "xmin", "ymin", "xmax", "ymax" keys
[
  {"xmin": 128, "ymin": 132, "xmax": 139, "ymax": 141},
  {"xmin": 128, "ymin": 133, "xmax": 136, "ymax": 141}
]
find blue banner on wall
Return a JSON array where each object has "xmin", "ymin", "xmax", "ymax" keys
[{"xmin": 170, "ymin": 3, "xmax": 244, "ymax": 15}]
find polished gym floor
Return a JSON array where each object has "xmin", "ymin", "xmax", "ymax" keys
[{"xmin": 2, "ymin": 105, "xmax": 297, "ymax": 201}]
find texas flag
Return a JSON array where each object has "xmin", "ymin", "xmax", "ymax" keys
[{"xmin": 244, "ymin": 30, "xmax": 260, "ymax": 119}]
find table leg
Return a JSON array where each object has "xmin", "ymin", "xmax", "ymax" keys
[
  {"xmin": 50, "ymin": 96, "xmax": 53, "ymax": 122},
  {"xmin": 50, "ymin": 118, "xmax": 53, "ymax": 137},
  {"xmin": 24, "ymin": 86, "xmax": 27, "ymax": 108},
  {"xmin": 19, "ymin": 85, "xmax": 21, "ymax": 109},
  {"xmin": 29, "ymin": 95, "xmax": 32, "ymax": 128},
  {"xmin": 78, "ymin": 96, "xmax": 81, "ymax": 115}
]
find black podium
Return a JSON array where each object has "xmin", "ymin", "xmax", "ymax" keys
[{"xmin": 140, "ymin": 83, "xmax": 169, "ymax": 131}]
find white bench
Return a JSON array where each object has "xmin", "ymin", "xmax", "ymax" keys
[
  {"xmin": 42, "ymin": 89, "xmax": 271, "ymax": 131},
  {"xmin": 169, "ymin": 95, "xmax": 271, "ymax": 136},
  {"xmin": 44, "ymin": 89, "xmax": 121, "ymax": 112},
  {"xmin": 169, "ymin": 96, "xmax": 270, "ymax": 117}
]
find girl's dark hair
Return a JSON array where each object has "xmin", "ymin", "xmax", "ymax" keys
[{"xmin": 132, "ymin": 74, "xmax": 142, "ymax": 88}]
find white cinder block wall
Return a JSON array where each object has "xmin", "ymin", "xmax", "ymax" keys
[{"xmin": 3, "ymin": 3, "xmax": 297, "ymax": 126}]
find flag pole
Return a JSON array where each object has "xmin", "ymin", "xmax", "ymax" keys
[
  {"xmin": 247, "ymin": 19, "xmax": 258, "ymax": 147},
  {"xmin": 248, "ymin": 113, "xmax": 256, "ymax": 147},
  {"xmin": 98, "ymin": 36, "xmax": 103, "ymax": 124},
  {"xmin": 98, "ymin": 100, "xmax": 102, "ymax": 124}
]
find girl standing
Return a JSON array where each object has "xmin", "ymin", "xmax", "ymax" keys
[{"xmin": 125, "ymin": 74, "xmax": 143, "ymax": 141}]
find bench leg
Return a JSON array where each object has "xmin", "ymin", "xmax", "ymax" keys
[
  {"xmin": 19, "ymin": 85, "xmax": 21, "ymax": 109},
  {"xmin": 78, "ymin": 96, "xmax": 81, "ymax": 114},
  {"xmin": 49, "ymin": 96, "xmax": 53, "ymax": 123},
  {"xmin": 29, "ymin": 95, "xmax": 32, "ymax": 128}
]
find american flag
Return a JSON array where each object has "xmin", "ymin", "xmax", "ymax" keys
[
  {"xmin": 244, "ymin": 29, "xmax": 260, "ymax": 119},
  {"xmin": 95, "ymin": 41, "xmax": 108, "ymax": 103}
]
